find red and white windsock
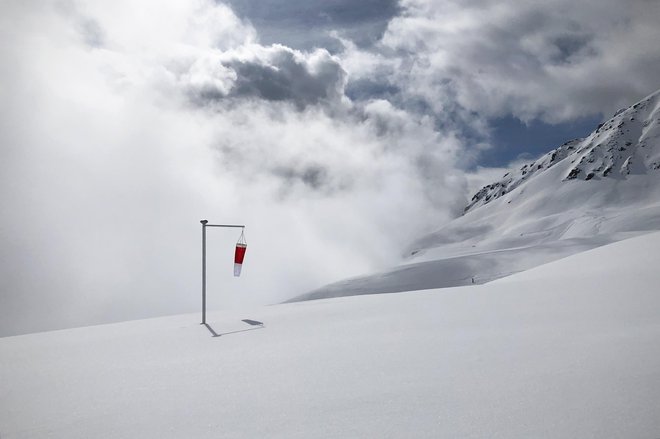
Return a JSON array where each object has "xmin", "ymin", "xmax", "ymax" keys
[{"xmin": 234, "ymin": 230, "xmax": 247, "ymax": 277}]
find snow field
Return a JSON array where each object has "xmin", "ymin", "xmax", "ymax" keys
[{"xmin": 1, "ymin": 231, "xmax": 660, "ymax": 438}]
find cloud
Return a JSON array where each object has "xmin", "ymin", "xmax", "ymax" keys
[
  {"xmin": 0, "ymin": 0, "xmax": 466, "ymax": 336},
  {"xmin": 182, "ymin": 45, "xmax": 348, "ymax": 110},
  {"xmin": 77, "ymin": 17, "xmax": 105, "ymax": 48},
  {"xmin": 349, "ymin": 0, "xmax": 660, "ymax": 124},
  {"xmin": 223, "ymin": 0, "xmax": 401, "ymax": 50},
  {"xmin": 5, "ymin": 0, "xmax": 657, "ymax": 336}
]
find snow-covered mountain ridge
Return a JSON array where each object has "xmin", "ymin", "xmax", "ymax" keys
[
  {"xmin": 465, "ymin": 89, "xmax": 660, "ymax": 213},
  {"xmin": 291, "ymin": 88, "xmax": 660, "ymax": 302}
]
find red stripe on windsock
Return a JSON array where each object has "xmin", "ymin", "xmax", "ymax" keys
[{"xmin": 235, "ymin": 244, "xmax": 247, "ymax": 264}]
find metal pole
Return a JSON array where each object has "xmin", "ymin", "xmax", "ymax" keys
[
  {"xmin": 199, "ymin": 220, "xmax": 245, "ymax": 326},
  {"xmin": 205, "ymin": 224, "xmax": 245, "ymax": 228},
  {"xmin": 200, "ymin": 219, "xmax": 208, "ymax": 324}
]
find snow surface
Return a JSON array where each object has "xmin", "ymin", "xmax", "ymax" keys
[
  {"xmin": 293, "ymin": 89, "xmax": 660, "ymax": 302},
  {"xmin": 2, "ymin": 231, "xmax": 660, "ymax": 438}
]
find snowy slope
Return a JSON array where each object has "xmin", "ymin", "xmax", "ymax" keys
[
  {"xmin": 2, "ymin": 232, "xmax": 660, "ymax": 438},
  {"xmin": 292, "ymin": 89, "xmax": 660, "ymax": 301},
  {"xmin": 465, "ymin": 89, "xmax": 660, "ymax": 212}
]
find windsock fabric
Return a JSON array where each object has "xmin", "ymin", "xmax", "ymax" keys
[{"xmin": 234, "ymin": 243, "xmax": 247, "ymax": 277}]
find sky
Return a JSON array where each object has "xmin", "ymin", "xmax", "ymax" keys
[{"xmin": 1, "ymin": 0, "xmax": 659, "ymax": 336}]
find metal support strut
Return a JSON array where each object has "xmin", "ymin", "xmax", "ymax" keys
[{"xmin": 200, "ymin": 220, "xmax": 245, "ymax": 325}]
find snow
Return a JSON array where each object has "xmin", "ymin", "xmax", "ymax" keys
[
  {"xmin": 2, "ymin": 231, "xmax": 660, "ymax": 438},
  {"xmin": 3, "ymin": 89, "xmax": 660, "ymax": 438},
  {"xmin": 293, "ymin": 89, "xmax": 660, "ymax": 302}
]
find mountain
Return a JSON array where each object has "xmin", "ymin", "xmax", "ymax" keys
[
  {"xmin": 291, "ymin": 89, "xmax": 660, "ymax": 302},
  {"xmin": 3, "ymin": 232, "xmax": 660, "ymax": 438},
  {"xmin": 465, "ymin": 89, "xmax": 660, "ymax": 213}
]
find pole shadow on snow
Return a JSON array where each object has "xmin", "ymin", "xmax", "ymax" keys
[{"xmin": 203, "ymin": 319, "xmax": 265, "ymax": 338}]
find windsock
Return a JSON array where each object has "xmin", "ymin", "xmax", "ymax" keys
[{"xmin": 234, "ymin": 230, "xmax": 247, "ymax": 277}]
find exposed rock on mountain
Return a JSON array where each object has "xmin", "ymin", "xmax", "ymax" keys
[{"xmin": 465, "ymin": 89, "xmax": 660, "ymax": 213}]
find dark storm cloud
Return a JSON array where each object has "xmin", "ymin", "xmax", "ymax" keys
[
  {"xmin": 226, "ymin": 49, "xmax": 346, "ymax": 109},
  {"xmin": 222, "ymin": 0, "xmax": 401, "ymax": 51},
  {"xmin": 185, "ymin": 45, "xmax": 347, "ymax": 110},
  {"xmin": 549, "ymin": 33, "xmax": 595, "ymax": 64}
]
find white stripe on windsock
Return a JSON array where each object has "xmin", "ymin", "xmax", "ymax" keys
[{"xmin": 234, "ymin": 263, "xmax": 242, "ymax": 277}]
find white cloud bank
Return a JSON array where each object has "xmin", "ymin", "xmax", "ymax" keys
[{"xmin": 344, "ymin": 0, "xmax": 660, "ymax": 124}]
